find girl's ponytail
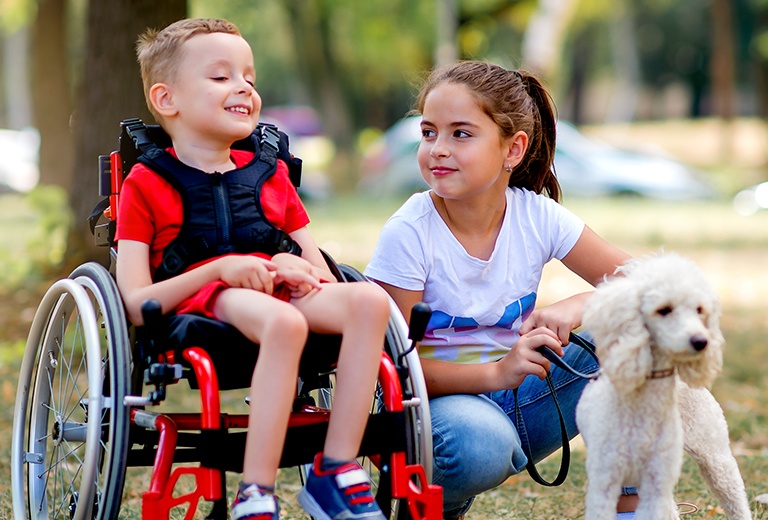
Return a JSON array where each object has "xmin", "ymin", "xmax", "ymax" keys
[{"xmin": 512, "ymin": 72, "xmax": 561, "ymax": 202}]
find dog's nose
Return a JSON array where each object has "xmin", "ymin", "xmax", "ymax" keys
[{"xmin": 690, "ymin": 335, "xmax": 708, "ymax": 351}]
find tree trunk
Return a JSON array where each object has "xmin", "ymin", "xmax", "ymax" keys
[
  {"xmin": 710, "ymin": 0, "xmax": 736, "ymax": 162},
  {"xmin": 31, "ymin": 0, "xmax": 74, "ymax": 191},
  {"xmin": 521, "ymin": 0, "xmax": 578, "ymax": 82},
  {"xmin": 282, "ymin": 0, "xmax": 357, "ymax": 191},
  {"xmin": 67, "ymin": 0, "xmax": 186, "ymax": 266}
]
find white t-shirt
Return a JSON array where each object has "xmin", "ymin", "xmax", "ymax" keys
[{"xmin": 365, "ymin": 187, "xmax": 585, "ymax": 364}]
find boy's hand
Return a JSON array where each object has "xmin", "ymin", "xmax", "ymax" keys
[
  {"xmin": 218, "ymin": 255, "xmax": 278, "ymax": 294},
  {"xmin": 271, "ymin": 253, "xmax": 324, "ymax": 298}
]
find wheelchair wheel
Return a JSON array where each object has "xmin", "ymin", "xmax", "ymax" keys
[
  {"xmin": 336, "ymin": 265, "xmax": 433, "ymax": 519},
  {"xmin": 12, "ymin": 262, "xmax": 131, "ymax": 520}
]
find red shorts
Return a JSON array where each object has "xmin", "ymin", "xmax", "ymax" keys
[{"xmin": 175, "ymin": 281, "xmax": 293, "ymax": 318}]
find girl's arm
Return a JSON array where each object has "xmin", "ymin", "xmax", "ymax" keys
[
  {"xmin": 376, "ymin": 281, "xmax": 562, "ymax": 397},
  {"xmin": 116, "ymin": 239, "xmax": 278, "ymax": 325},
  {"xmin": 520, "ymin": 225, "xmax": 631, "ymax": 343},
  {"xmin": 561, "ymin": 225, "xmax": 631, "ymax": 286}
]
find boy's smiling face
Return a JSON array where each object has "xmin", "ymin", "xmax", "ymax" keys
[{"xmin": 157, "ymin": 31, "xmax": 261, "ymax": 146}]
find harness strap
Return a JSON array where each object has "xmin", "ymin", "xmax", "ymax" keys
[
  {"xmin": 514, "ymin": 333, "xmax": 599, "ymax": 487},
  {"xmin": 122, "ymin": 117, "xmax": 158, "ymax": 155}
]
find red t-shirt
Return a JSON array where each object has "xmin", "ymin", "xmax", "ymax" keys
[{"xmin": 115, "ymin": 148, "xmax": 310, "ymax": 314}]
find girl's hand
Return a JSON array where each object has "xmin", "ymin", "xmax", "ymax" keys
[
  {"xmin": 217, "ymin": 255, "xmax": 278, "ymax": 294},
  {"xmin": 495, "ymin": 327, "xmax": 564, "ymax": 387},
  {"xmin": 519, "ymin": 293, "xmax": 590, "ymax": 345}
]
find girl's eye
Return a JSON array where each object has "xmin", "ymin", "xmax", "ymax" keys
[
  {"xmin": 212, "ymin": 77, "xmax": 228, "ymax": 82},
  {"xmin": 453, "ymin": 129, "xmax": 471, "ymax": 138},
  {"xmin": 421, "ymin": 129, "xmax": 435, "ymax": 138}
]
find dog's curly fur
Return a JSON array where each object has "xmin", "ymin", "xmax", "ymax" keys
[{"xmin": 576, "ymin": 253, "xmax": 751, "ymax": 520}]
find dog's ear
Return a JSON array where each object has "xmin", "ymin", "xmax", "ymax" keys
[
  {"xmin": 677, "ymin": 299, "xmax": 724, "ymax": 388},
  {"xmin": 584, "ymin": 276, "xmax": 653, "ymax": 394}
]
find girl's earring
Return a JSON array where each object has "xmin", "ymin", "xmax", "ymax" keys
[{"xmin": 505, "ymin": 165, "xmax": 514, "ymax": 174}]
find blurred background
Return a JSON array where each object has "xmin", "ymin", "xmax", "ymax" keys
[
  {"xmin": 0, "ymin": 0, "xmax": 767, "ymax": 255},
  {"xmin": 2, "ymin": 2, "xmax": 768, "ymax": 516}
]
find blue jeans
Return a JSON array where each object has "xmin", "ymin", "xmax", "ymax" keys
[{"xmin": 430, "ymin": 334, "xmax": 601, "ymax": 518}]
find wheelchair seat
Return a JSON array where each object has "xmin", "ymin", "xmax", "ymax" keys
[{"xmin": 146, "ymin": 312, "xmax": 342, "ymax": 391}]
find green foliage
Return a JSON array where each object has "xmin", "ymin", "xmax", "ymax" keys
[
  {"xmin": 0, "ymin": 0, "xmax": 34, "ymax": 34},
  {"xmin": 0, "ymin": 187, "xmax": 69, "ymax": 287}
]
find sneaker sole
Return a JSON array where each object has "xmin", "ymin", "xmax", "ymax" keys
[
  {"xmin": 297, "ymin": 488, "xmax": 385, "ymax": 520},
  {"xmin": 297, "ymin": 488, "xmax": 332, "ymax": 520}
]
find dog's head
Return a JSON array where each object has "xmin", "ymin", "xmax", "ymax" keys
[{"xmin": 584, "ymin": 253, "xmax": 723, "ymax": 394}]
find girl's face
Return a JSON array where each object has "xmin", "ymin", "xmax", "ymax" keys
[
  {"xmin": 163, "ymin": 32, "xmax": 261, "ymax": 145},
  {"xmin": 418, "ymin": 82, "xmax": 514, "ymax": 201}
]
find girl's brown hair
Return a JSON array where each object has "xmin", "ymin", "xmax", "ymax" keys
[{"xmin": 416, "ymin": 61, "xmax": 561, "ymax": 202}]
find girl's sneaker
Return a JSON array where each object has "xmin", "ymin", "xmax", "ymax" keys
[
  {"xmin": 298, "ymin": 453, "xmax": 386, "ymax": 520},
  {"xmin": 231, "ymin": 484, "xmax": 279, "ymax": 520}
]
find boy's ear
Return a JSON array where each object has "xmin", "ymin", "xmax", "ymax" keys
[
  {"xmin": 505, "ymin": 130, "xmax": 529, "ymax": 168},
  {"xmin": 148, "ymin": 83, "xmax": 178, "ymax": 117}
]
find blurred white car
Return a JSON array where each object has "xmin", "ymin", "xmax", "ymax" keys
[
  {"xmin": 733, "ymin": 182, "xmax": 768, "ymax": 216},
  {"xmin": 0, "ymin": 128, "xmax": 39, "ymax": 193},
  {"xmin": 358, "ymin": 117, "xmax": 714, "ymax": 201},
  {"xmin": 554, "ymin": 121, "xmax": 713, "ymax": 200}
]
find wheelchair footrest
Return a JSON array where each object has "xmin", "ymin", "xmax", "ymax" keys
[
  {"xmin": 402, "ymin": 463, "xmax": 444, "ymax": 520},
  {"xmin": 142, "ymin": 466, "xmax": 222, "ymax": 520}
]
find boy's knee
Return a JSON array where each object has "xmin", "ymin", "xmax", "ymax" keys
[
  {"xmin": 263, "ymin": 304, "xmax": 308, "ymax": 343},
  {"xmin": 347, "ymin": 283, "xmax": 390, "ymax": 321}
]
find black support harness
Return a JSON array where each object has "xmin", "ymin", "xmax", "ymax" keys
[{"xmin": 125, "ymin": 120, "xmax": 304, "ymax": 282}]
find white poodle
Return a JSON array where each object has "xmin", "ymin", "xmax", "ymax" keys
[{"xmin": 576, "ymin": 253, "xmax": 751, "ymax": 520}]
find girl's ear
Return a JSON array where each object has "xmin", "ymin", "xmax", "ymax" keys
[
  {"xmin": 148, "ymin": 83, "xmax": 178, "ymax": 118},
  {"xmin": 505, "ymin": 130, "xmax": 529, "ymax": 168}
]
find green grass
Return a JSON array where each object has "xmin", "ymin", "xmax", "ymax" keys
[{"xmin": 3, "ymin": 191, "xmax": 768, "ymax": 518}]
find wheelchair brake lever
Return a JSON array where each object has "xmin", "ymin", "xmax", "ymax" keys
[
  {"xmin": 398, "ymin": 303, "xmax": 431, "ymax": 366},
  {"xmin": 408, "ymin": 302, "xmax": 431, "ymax": 342}
]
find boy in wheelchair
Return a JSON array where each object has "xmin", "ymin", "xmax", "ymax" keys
[{"xmin": 116, "ymin": 18, "xmax": 390, "ymax": 520}]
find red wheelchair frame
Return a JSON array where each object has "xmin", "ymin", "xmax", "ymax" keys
[{"xmin": 11, "ymin": 118, "xmax": 442, "ymax": 520}]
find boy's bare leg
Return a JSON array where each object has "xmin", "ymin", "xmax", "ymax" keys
[
  {"xmin": 292, "ymin": 282, "xmax": 390, "ymax": 460},
  {"xmin": 214, "ymin": 288, "xmax": 308, "ymax": 486}
]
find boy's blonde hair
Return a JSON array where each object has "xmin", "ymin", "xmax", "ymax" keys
[{"xmin": 136, "ymin": 18, "xmax": 241, "ymax": 119}]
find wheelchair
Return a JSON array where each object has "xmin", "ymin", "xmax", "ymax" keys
[{"xmin": 11, "ymin": 119, "xmax": 442, "ymax": 520}]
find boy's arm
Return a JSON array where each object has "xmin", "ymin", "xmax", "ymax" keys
[
  {"xmin": 287, "ymin": 226, "xmax": 337, "ymax": 282},
  {"xmin": 116, "ymin": 239, "xmax": 278, "ymax": 325}
]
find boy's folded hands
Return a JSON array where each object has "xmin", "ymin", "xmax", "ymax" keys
[{"xmin": 216, "ymin": 253, "xmax": 323, "ymax": 297}]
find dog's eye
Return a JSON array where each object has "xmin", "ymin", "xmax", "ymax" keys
[
  {"xmin": 656, "ymin": 306, "xmax": 673, "ymax": 316},
  {"xmin": 697, "ymin": 306, "xmax": 704, "ymax": 315}
]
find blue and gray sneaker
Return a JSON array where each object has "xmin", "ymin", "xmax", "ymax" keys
[
  {"xmin": 231, "ymin": 484, "xmax": 279, "ymax": 520},
  {"xmin": 298, "ymin": 453, "xmax": 386, "ymax": 520}
]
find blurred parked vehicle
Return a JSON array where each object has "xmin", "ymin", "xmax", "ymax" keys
[
  {"xmin": 358, "ymin": 116, "xmax": 714, "ymax": 201},
  {"xmin": 261, "ymin": 105, "xmax": 333, "ymax": 200},
  {"xmin": 733, "ymin": 181, "xmax": 768, "ymax": 216},
  {"xmin": 0, "ymin": 128, "xmax": 39, "ymax": 193}
]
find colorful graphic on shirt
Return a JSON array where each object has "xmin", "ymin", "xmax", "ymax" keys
[
  {"xmin": 426, "ymin": 291, "xmax": 537, "ymax": 332},
  {"xmin": 420, "ymin": 292, "xmax": 537, "ymax": 364}
]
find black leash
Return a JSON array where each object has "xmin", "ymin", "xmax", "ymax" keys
[{"xmin": 513, "ymin": 333, "xmax": 599, "ymax": 486}]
